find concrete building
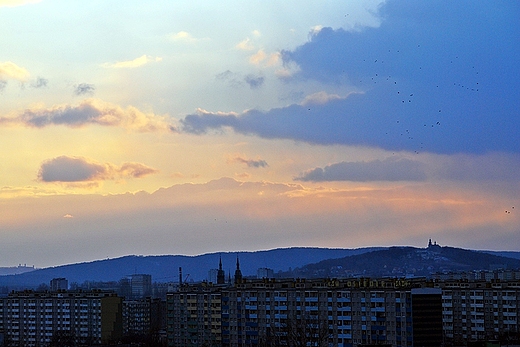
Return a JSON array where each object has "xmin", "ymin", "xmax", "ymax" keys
[
  {"xmin": 131, "ymin": 274, "xmax": 152, "ymax": 299},
  {"xmin": 436, "ymin": 279, "xmax": 520, "ymax": 344},
  {"xmin": 0, "ymin": 290, "xmax": 123, "ymax": 346},
  {"xmin": 123, "ymin": 297, "xmax": 165, "ymax": 337},
  {"xmin": 411, "ymin": 288, "xmax": 443, "ymax": 347},
  {"xmin": 167, "ymin": 283, "xmax": 222, "ymax": 347},
  {"xmin": 256, "ymin": 268, "xmax": 274, "ymax": 279},
  {"xmin": 49, "ymin": 278, "xmax": 68, "ymax": 292},
  {"xmin": 167, "ymin": 277, "xmax": 421, "ymax": 347}
]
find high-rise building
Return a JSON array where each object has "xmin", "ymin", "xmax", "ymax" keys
[
  {"xmin": 50, "ymin": 278, "xmax": 68, "ymax": 291},
  {"xmin": 256, "ymin": 267, "xmax": 274, "ymax": 279},
  {"xmin": 131, "ymin": 274, "xmax": 152, "ymax": 299}
]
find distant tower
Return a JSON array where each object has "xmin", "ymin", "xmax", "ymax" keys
[
  {"xmin": 217, "ymin": 256, "xmax": 225, "ymax": 284},
  {"xmin": 428, "ymin": 239, "xmax": 432, "ymax": 248},
  {"xmin": 234, "ymin": 256, "xmax": 243, "ymax": 284}
]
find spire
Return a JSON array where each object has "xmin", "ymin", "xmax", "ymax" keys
[
  {"xmin": 217, "ymin": 255, "xmax": 225, "ymax": 284},
  {"xmin": 234, "ymin": 255, "xmax": 243, "ymax": 284}
]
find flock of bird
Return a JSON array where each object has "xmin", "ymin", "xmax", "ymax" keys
[{"xmin": 353, "ymin": 44, "xmax": 482, "ymax": 156}]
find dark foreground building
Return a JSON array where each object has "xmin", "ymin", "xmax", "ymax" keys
[
  {"xmin": 411, "ymin": 288, "xmax": 443, "ymax": 347},
  {"xmin": 167, "ymin": 277, "xmax": 425, "ymax": 347},
  {"xmin": 0, "ymin": 290, "xmax": 123, "ymax": 346}
]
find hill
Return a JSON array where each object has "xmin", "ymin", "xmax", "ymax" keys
[
  {"xmin": 0, "ymin": 247, "xmax": 381, "ymax": 288},
  {"xmin": 2, "ymin": 246, "xmax": 520, "ymax": 289},
  {"xmin": 285, "ymin": 245, "xmax": 520, "ymax": 278}
]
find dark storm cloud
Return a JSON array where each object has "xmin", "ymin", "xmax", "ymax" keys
[
  {"xmin": 181, "ymin": 1, "xmax": 520, "ymax": 154},
  {"xmin": 38, "ymin": 156, "xmax": 159, "ymax": 183},
  {"xmin": 296, "ymin": 157, "xmax": 426, "ymax": 182},
  {"xmin": 244, "ymin": 74, "xmax": 264, "ymax": 89},
  {"xmin": 74, "ymin": 83, "xmax": 95, "ymax": 96}
]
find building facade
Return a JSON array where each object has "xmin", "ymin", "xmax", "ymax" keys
[
  {"xmin": 123, "ymin": 297, "xmax": 165, "ymax": 337},
  {"xmin": 438, "ymin": 279, "xmax": 520, "ymax": 344},
  {"xmin": 131, "ymin": 274, "xmax": 153, "ymax": 299},
  {"xmin": 167, "ymin": 276, "xmax": 520, "ymax": 347},
  {"xmin": 167, "ymin": 284, "xmax": 222, "ymax": 347},
  {"xmin": 167, "ymin": 278, "xmax": 429, "ymax": 347},
  {"xmin": 49, "ymin": 278, "xmax": 68, "ymax": 292},
  {"xmin": 0, "ymin": 290, "xmax": 123, "ymax": 346}
]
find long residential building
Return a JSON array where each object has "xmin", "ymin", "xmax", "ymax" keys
[
  {"xmin": 0, "ymin": 290, "xmax": 123, "ymax": 346},
  {"xmin": 167, "ymin": 277, "xmax": 442, "ymax": 347},
  {"xmin": 167, "ymin": 275, "xmax": 520, "ymax": 347}
]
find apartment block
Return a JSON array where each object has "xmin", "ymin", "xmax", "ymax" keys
[
  {"xmin": 437, "ymin": 279, "xmax": 520, "ymax": 344},
  {"xmin": 167, "ymin": 278, "xmax": 429, "ymax": 347},
  {"xmin": 123, "ymin": 297, "xmax": 165, "ymax": 337},
  {"xmin": 167, "ymin": 284, "xmax": 222, "ymax": 347},
  {"xmin": 0, "ymin": 290, "xmax": 123, "ymax": 347}
]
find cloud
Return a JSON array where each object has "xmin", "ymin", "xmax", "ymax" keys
[
  {"xmin": 244, "ymin": 74, "xmax": 264, "ymax": 89},
  {"xmin": 431, "ymin": 153, "xmax": 520, "ymax": 182},
  {"xmin": 102, "ymin": 55, "xmax": 162, "ymax": 69},
  {"xmin": 63, "ymin": 214, "xmax": 74, "ymax": 218},
  {"xmin": 302, "ymin": 91, "xmax": 343, "ymax": 105},
  {"xmin": 236, "ymin": 38, "xmax": 255, "ymax": 51},
  {"xmin": 0, "ymin": 61, "xmax": 30, "ymax": 81},
  {"xmin": 74, "ymin": 83, "xmax": 95, "ymax": 96},
  {"xmin": 31, "ymin": 77, "xmax": 48, "ymax": 88},
  {"xmin": 249, "ymin": 50, "xmax": 280, "ymax": 67},
  {"xmin": 0, "ymin": 0, "xmax": 41, "ymax": 8},
  {"xmin": 296, "ymin": 157, "xmax": 426, "ymax": 182},
  {"xmin": 295, "ymin": 153, "xmax": 520, "ymax": 183},
  {"xmin": 3, "ymin": 177, "xmax": 519, "ymax": 267},
  {"xmin": 37, "ymin": 156, "xmax": 159, "ymax": 183},
  {"xmin": 181, "ymin": 1, "xmax": 520, "ymax": 154},
  {"xmin": 215, "ymin": 70, "xmax": 243, "ymax": 88},
  {"xmin": 118, "ymin": 162, "xmax": 160, "ymax": 178},
  {"xmin": 216, "ymin": 71, "xmax": 264, "ymax": 90},
  {"xmin": 229, "ymin": 155, "xmax": 269, "ymax": 168},
  {"xmin": 0, "ymin": 99, "xmax": 176, "ymax": 132},
  {"xmin": 168, "ymin": 31, "xmax": 207, "ymax": 43}
]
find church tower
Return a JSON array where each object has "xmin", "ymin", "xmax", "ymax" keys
[
  {"xmin": 234, "ymin": 256, "xmax": 243, "ymax": 284},
  {"xmin": 217, "ymin": 256, "xmax": 225, "ymax": 284}
]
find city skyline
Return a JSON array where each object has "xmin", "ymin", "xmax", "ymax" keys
[{"xmin": 0, "ymin": 0, "xmax": 519, "ymax": 268}]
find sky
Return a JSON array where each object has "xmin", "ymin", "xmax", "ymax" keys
[{"xmin": 1, "ymin": 0, "xmax": 519, "ymax": 268}]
